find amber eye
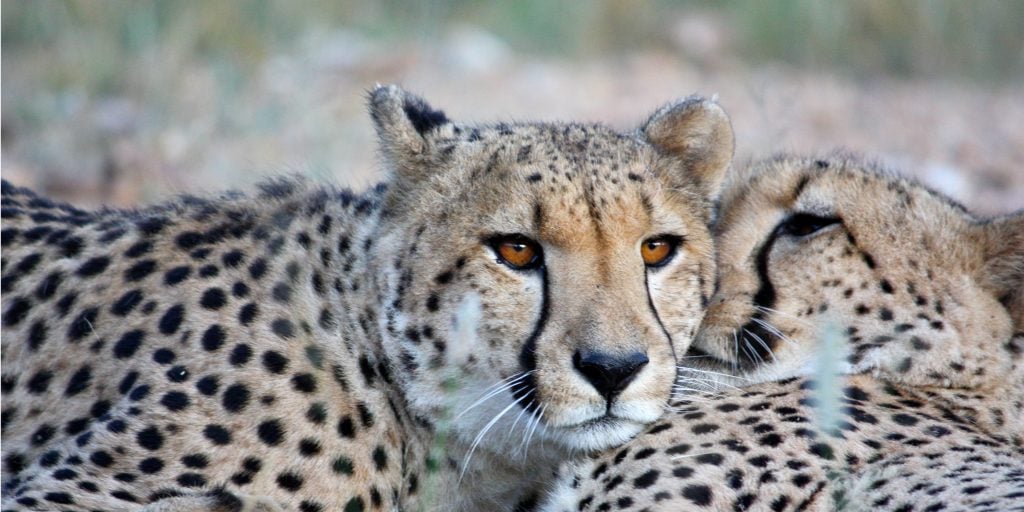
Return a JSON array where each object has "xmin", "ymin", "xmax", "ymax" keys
[
  {"xmin": 641, "ymin": 236, "xmax": 681, "ymax": 268},
  {"xmin": 491, "ymin": 235, "xmax": 543, "ymax": 270}
]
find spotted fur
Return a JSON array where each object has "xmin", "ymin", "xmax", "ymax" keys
[
  {"xmin": 0, "ymin": 85, "xmax": 733, "ymax": 511},
  {"xmin": 542, "ymin": 156, "xmax": 1024, "ymax": 511}
]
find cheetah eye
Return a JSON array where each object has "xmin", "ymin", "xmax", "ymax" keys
[
  {"xmin": 489, "ymin": 234, "xmax": 543, "ymax": 271},
  {"xmin": 778, "ymin": 214, "xmax": 841, "ymax": 238},
  {"xmin": 641, "ymin": 235, "xmax": 682, "ymax": 268}
]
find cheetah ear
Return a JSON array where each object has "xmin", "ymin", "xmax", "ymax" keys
[
  {"xmin": 368, "ymin": 84, "xmax": 451, "ymax": 173},
  {"xmin": 978, "ymin": 211, "xmax": 1024, "ymax": 325},
  {"xmin": 642, "ymin": 96, "xmax": 734, "ymax": 197}
]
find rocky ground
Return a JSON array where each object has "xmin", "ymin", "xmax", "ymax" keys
[{"xmin": 3, "ymin": 27, "xmax": 1022, "ymax": 215}]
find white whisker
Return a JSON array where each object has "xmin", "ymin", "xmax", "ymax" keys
[
  {"xmin": 677, "ymin": 366, "xmax": 753, "ymax": 383},
  {"xmin": 732, "ymin": 331, "xmax": 740, "ymax": 373},
  {"xmin": 455, "ymin": 371, "xmax": 531, "ymax": 419},
  {"xmin": 460, "ymin": 394, "xmax": 526, "ymax": 479},
  {"xmin": 754, "ymin": 305, "xmax": 813, "ymax": 327},
  {"xmin": 745, "ymin": 327, "xmax": 779, "ymax": 364},
  {"xmin": 751, "ymin": 317, "xmax": 798, "ymax": 347}
]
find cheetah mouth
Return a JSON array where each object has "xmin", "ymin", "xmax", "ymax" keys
[
  {"xmin": 559, "ymin": 413, "xmax": 631, "ymax": 430},
  {"xmin": 549, "ymin": 414, "xmax": 648, "ymax": 451}
]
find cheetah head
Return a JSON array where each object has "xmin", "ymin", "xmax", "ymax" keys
[
  {"xmin": 692, "ymin": 156, "xmax": 1023, "ymax": 390},
  {"xmin": 366, "ymin": 85, "xmax": 732, "ymax": 455}
]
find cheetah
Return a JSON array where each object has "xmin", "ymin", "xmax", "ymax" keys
[
  {"xmin": 0, "ymin": 85, "xmax": 734, "ymax": 511},
  {"xmin": 542, "ymin": 156, "xmax": 1024, "ymax": 511}
]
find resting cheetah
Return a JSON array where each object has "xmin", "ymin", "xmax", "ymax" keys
[
  {"xmin": 0, "ymin": 85, "xmax": 734, "ymax": 511},
  {"xmin": 543, "ymin": 156, "xmax": 1024, "ymax": 511}
]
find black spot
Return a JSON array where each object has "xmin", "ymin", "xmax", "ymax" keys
[
  {"xmin": 249, "ymin": 258, "xmax": 268, "ymax": 279},
  {"xmin": 67, "ymin": 307, "xmax": 100, "ymax": 342},
  {"xmin": 344, "ymin": 496, "xmax": 365, "ymax": 512},
  {"xmin": 90, "ymin": 451, "xmax": 114, "ymax": 467},
  {"xmin": 111, "ymin": 290, "xmax": 144, "ymax": 316},
  {"xmin": 229, "ymin": 344, "xmax": 253, "ymax": 366},
  {"xmin": 333, "ymin": 456, "xmax": 354, "ymax": 475},
  {"xmin": 634, "ymin": 469, "xmax": 659, "ymax": 489},
  {"xmin": 153, "ymin": 348, "xmax": 176, "ymax": 364},
  {"xmin": 262, "ymin": 351, "xmax": 290, "ymax": 374},
  {"xmin": 158, "ymin": 305, "xmax": 185, "ymax": 335},
  {"xmin": 124, "ymin": 259, "xmax": 157, "ymax": 282},
  {"xmin": 401, "ymin": 97, "xmax": 449, "ymax": 134},
  {"xmin": 892, "ymin": 413, "xmax": 919, "ymax": 426},
  {"xmin": 257, "ymin": 419, "xmax": 285, "ymax": 446},
  {"xmin": 118, "ymin": 371, "xmax": 140, "ymax": 395},
  {"xmin": 299, "ymin": 438, "xmax": 322, "ymax": 456},
  {"xmin": 177, "ymin": 472, "xmax": 207, "ymax": 487},
  {"xmin": 200, "ymin": 288, "xmax": 227, "ymax": 309},
  {"xmin": 138, "ymin": 457, "xmax": 164, "ymax": 474},
  {"xmin": 136, "ymin": 426, "xmax": 164, "ymax": 450},
  {"xmin": 291, "ymin": 373, "xmax": 317, "ymax": 393},
  {"xmin": 232, "ymin": 281, "xmax": 250, "ymax": 298},
  {"xmin": 372, "ymin": 446, "xmax": 388, "ymax": 470},
  {"xmin": 809, "ymin": 443, "xmax": 835, "ymax": 460},
  {"xmin": 222, "ymin": 384, "xmax": 251, "ymax": 413},
  {"xmin": 201, "ymin": 324, "xmax": 226, "ymax": 351},
  {"xmin": 222, "ymin": 250, "xmax": 245, "ymax": 268},
  {"xmin": 238, "ymin": 302, "xmax": 259, "ymax": 325},
  {"xmin": 113, "ymin": 330, "xmax": 145, "ymax": 359},
  {"xmin": 692, "ymin": 423, "xmax": 719, "ymax": 435},
  {"xmin": 196, "ymin": 375, "xmax": 220, "ymax": 396},
  {"xmin": 879, "ymin": 308, "xmax": 894, "ymax": 321},
  {"xmin": 682, "ymin": 484, "xmax": 713, "ymax": 506},
  {"xmin": 271, "ymin": 318, "xmax": 295, "ymax": 339},
  {"xmin": 696, "ymin": 453, "xmax": 724, "ymax": 465},
  {"xmin": 76, "ymin": 256, "xmax": 110, "ymax": 277},
  {"xmin": 44, "ymin": 492, "xmax": 76, "ymax": 505},
  {"xmin": 274, "ymin": 471, "xmax": 304, "ymax": 492},
  {"xmin": 307, "ymin": 403, "xmax": 328, "ymax": 424},
  {"xmin": 181, "ymin": 454, "xmax": 209, "ymax": 468},
  {"xmin": 129, "ymin": 385, "xmax": 150, "ymax": 401},
  {"xmin": 160, "ymin": 391, "xmax": 190, "ymax": 412},
  {"xmin": 27, "ymin": 370, "xmax": 53, "ymax": 394},
  {"xmin": 31, "ymin": 424, "xmax": 56, "ymax": 445},
  {"xmin": 65, "ymin": 365, "xmax": 93, "ymax": 396},
  {"xmin": 204, "ymin": 424, "xmax": 232, "ymax": 445},
  {"xmin": 880, "ymin": 279, "xmax": 894, "ymax": 294},
  {"xmin": 337, "ymin": 416, "xmax": 356, "ymax": 438},
  {"xmin": 175, "ymin": 232, "xmax": 204, "ymax": 250},
  {"xmin": 35, "ymin": 271, "xmax": 64, "ymax": 301},
  {"xmin": 164, "ymin": 266, "xmax": 191, "ymax": 285}
]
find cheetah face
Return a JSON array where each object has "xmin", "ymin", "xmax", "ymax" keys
[
  {"xmin": 367, "ymin": 86, "xmax": 732, "ymax": 454},
  {"xmin": 692, "ymin": 157, "xmax": 1023, "ymax": 390}
]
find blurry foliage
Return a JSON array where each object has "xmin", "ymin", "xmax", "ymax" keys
[{"xmin": 3, "ymin": 0, "xmax": 1023, "ymax": 85}]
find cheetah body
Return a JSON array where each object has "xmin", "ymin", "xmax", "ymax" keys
[
  {"xmin": 0, "ymin": 86, "xmax": 734, "ymax": 511},
  {"xmin": 544, "ymin": 157, "xmax": 1024, "ymax": 512}
]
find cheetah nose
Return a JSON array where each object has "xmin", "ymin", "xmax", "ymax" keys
[{"xmin": 573, "ymin": 349, "xmax": 649, "ymax": 402}]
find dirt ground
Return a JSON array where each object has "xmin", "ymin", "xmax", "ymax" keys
[{"xmin": 3, "ymin": 32, "xmax": 1023, "ymax": 216}]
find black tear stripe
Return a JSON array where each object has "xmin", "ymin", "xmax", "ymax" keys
[
  {"xmin": 512, "ymin": 267, "xmax": 549, "ymax": 414},
  {"xmin": 645, "ymin": 272, "xmax": 677, "ymax": 363},
  {"xmin": 738, "ymin": 228, "xmax": 782, "ymax": 366}
]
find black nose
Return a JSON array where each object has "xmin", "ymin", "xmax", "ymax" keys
[{"xmin": 573, "ymin": 349, "xmax": 649, "ymax": 402}]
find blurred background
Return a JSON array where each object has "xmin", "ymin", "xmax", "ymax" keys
[{"xmin": 3, "ymin": 0, "xmax": 1023, "ymax": 213}]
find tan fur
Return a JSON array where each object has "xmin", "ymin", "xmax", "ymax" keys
[
  {"xmin": 542, "ymin": 156, "xmax": 1024, "ymax": 512},
  {"xmin": 0, "ymin": 86, "xmax": 732, "ymax": 511}
]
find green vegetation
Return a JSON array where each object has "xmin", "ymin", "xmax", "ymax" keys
[{"xmin": 4, "ymin": 0, "xmax": 1022, "ymax": 85}]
